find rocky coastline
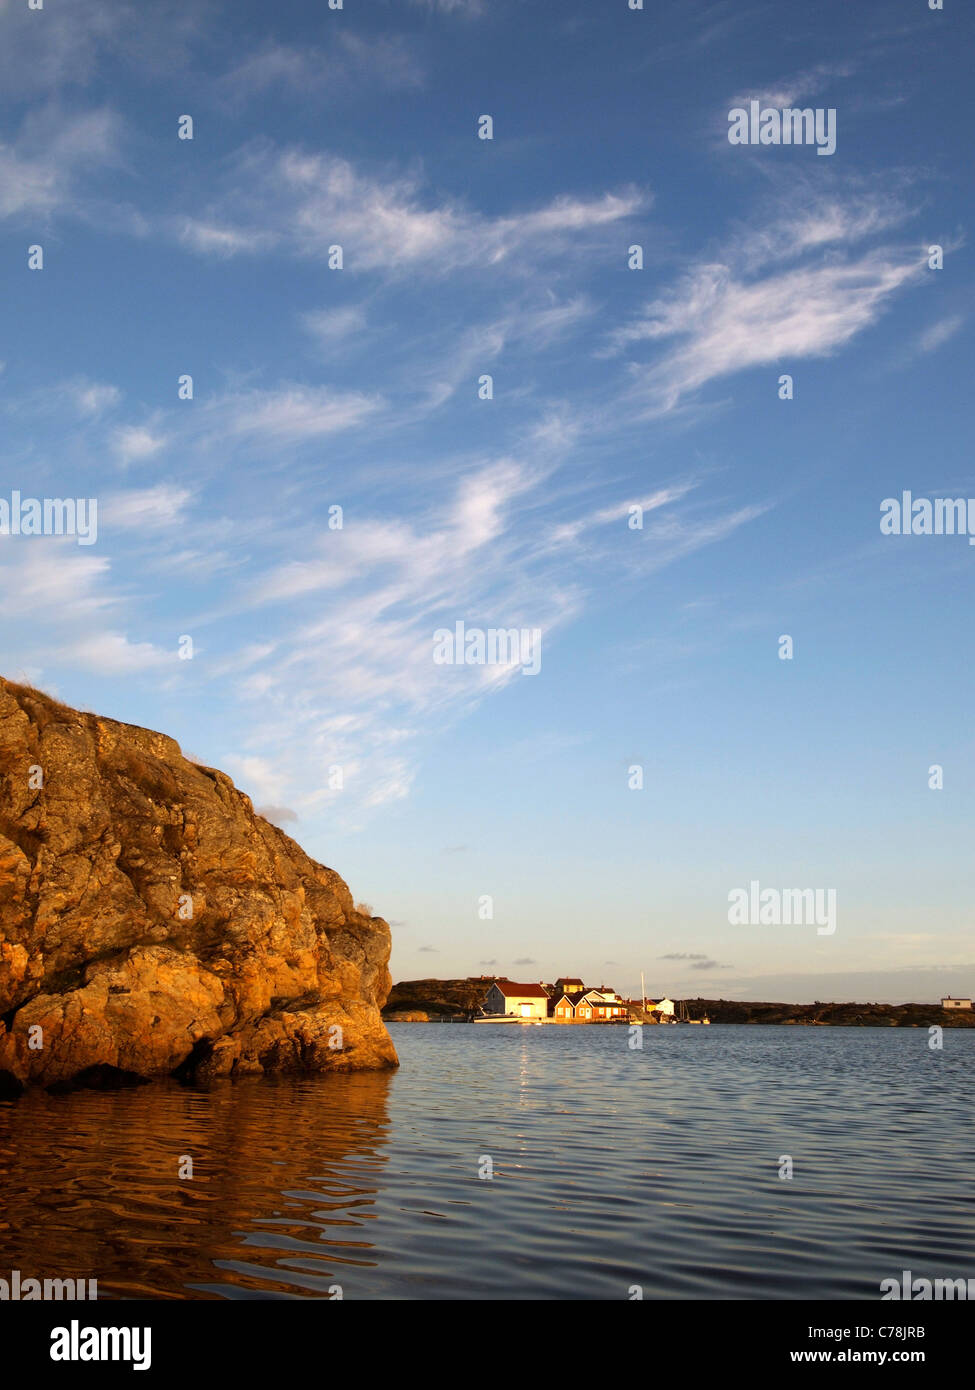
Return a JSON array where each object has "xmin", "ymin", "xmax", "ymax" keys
[{"xmin": 0, "ymin": 679, "xmax": 398, "ymax": 1094}]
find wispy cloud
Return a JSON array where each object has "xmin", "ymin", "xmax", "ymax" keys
[
  {"xmin": 189, "ymin": 436, "xmax": 762, "ymax": 820},
  {"xmin": 0, "ymin": 545, "xmax": 112, "ymax": 618},
  {"xmin": 69, "ymin": 380, "xmax": 122, "ymax": 418},
  {"xmin": 729, "ymin": 61, "xmax": 857, "ymax": 111},
  {"xmin": 112, "ymin": 425, "xmax": 168, "ymax": 466},
  {"xmin": 917, "ymin": 314, "xmax": 965, "ymax": 354},
  {"xmin": 408, "ymin": 0, "xmax": 484, "ymax": 14},
  {"xmin": 103, "ymin": 485, "xmax": 192, "ymax": 532},
  {"xmin": 301, "ymin": 305, "xmax": 370, "ymax": 348},
  {"xmin": 733, "ymin": 187, "xmax": 912, "ymax": 271},
  {"xmin": 176, "ymin": 219, "xmax": 274, "ymax": 258},
  {"xmin": 172, "ymin": 142, "xmax": 643, "ymax": 273},
  {"xmin": 0, "ymin": 542, "xmax": 173, "ymax": 679},
  {"xmin": 610, "ymin": 189, "xmax": 925, "ymax": 413},
  {"xmin": 0, "ymin": 107, "xmax": 121, "ymax": 221},
  {"xmin": 215, "ymin": 384, "xmax": 384, "ymax": 444},
  {"xmin": 55, "ymin": 630, "xmax": 173, "ymax": 675},
  {"xmin": 0, "ymin": 1, "xmax": 205, "ymax": 97},
  {"xmin": 218, "ymin": 35, "xmax": 423, "ymax": 104}
]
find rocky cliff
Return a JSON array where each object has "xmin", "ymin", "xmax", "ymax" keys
[{"xmin": 0, "ymin": 678, "xmax": 398, "ymax": 1093}]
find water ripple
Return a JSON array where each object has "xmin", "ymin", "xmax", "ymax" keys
[{"xmin": 0, "ymin": 1025, "xmax": 971, "ymax": 1298}]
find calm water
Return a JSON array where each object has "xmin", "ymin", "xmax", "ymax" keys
[{"xmin": 1, "ymin": 1024, "xmax": 971, "ymax": 1299}]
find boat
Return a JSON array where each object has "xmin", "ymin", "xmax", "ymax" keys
[{"xmin": 677, "ymin": 1000, "xmax": 711, "ymax": 1025}]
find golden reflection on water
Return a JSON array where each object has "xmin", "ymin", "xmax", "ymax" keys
[
  {"xmin": 1, "ymin": 1027, "xmax": 971, "ymax": 1300},
  {"xmin": 0, "ymin": 1072, "xmax": 393, "ymax": 1300}
]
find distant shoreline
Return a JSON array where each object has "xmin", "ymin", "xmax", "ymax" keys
[{"xmin": 383, "ymin": 980, "xmax": 975, "ymax": 1028}]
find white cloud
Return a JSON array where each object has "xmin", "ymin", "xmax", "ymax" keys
[
  {"xmin": 408, "ymin": 0, "xmax": 484, "ymax": 12},
  {"xmin": 362, "ymin": 759, "xmax": 414, "ymax": 808},
  {"xmin": 218, "ymin": 384, "xmax": 383, "ymax": 443},
  {"xmin": 735, "ymin": 190, "xmax": 911, "ymax": 271},
  {"xmin": 176, "ymin": 218, "xmax": 275, "ymax": 258},
  {"xmin": 223, "ymin": 755, "xmax": 284, "ymax": 806},
  {"xmin": 729, "ymin": 62, "xmax": 856, "ymax": 112},
  {"xmin": 210, "ymin": 421, "xmax": 765, "ymax": 824},
  {"xmin": 112, "ymin": 425, "xmax": 167, "ymax": 465},
  {"xmin": 301, "ymin": 305, "xmax": 369, "ymax": 346},
  {"xmin": 611, "ymin": 250, "xmax": 923, "ymax": 411},
  {"xmin": 600, "ymin": 182, "xmax": 929, "ymax": 405},
  {"xmin": 56, "ymin": 631, "xmax": 172, "ymax": 675},
  {"xmin": 219, "ymin": 34, "xmax": 423, "ymax": 102},
  {"xmin": 208, "ymin": 642, "xmax": 279, "ymax": 677},
  {"xmin": 171, "ymin": 143, "xmax": 643, "ymax": 272},
  {"xmin": 0, "ymin": 545, "xmax": 112, "ymax": 617},
  {"xmin": 0, "ymin": 143, "xmax": 58, "ymax": 220},
  {"xmin": 0, "ymin": 545, "xmax": 172, "ymax": 676},
  {"xmin": 549, "ymin": 485, "xmax": 697, "ymax": 546},
  {"xmin": 68, "ymin": 379, "xmax": 122, "ymax": 417},
  {"xmin": 104, "ymin": 485, "xmax": 192, "ymax": 531},
  {"xmin": 409, "ymin": 295, "xmax": 594, "ymax": 411},
  {"xmin": 0, "ymin": 2, "xmax": 204, "ymax": 97},
  {"xmin": 917, "ymin": 314, "xmax": 964, "ymax": 354},
  {"xmin": 449, "ymin": 460, "xmax": 533, "ymax": 547},
  {"xmin": 0, "ymin": 108, "xmax": 120, "ymax": 221},
  {"xmin": 3, "ymin": 376, "xmax": 122, "ymax": 423}
]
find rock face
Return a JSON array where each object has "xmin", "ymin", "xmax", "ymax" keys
[{"xmin": 0, "ymin": 679, "xmax": 398, "ymax": 1092}]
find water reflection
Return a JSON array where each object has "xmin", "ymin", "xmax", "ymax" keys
[
  {"xmin": 0, "ymin": 1072, "xmax": 392, "ymax": 1300},
  {"xmin": 1, "ymin": 1027, "xmax": 971, "ymax": 1300}
]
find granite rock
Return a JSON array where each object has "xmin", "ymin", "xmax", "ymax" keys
[{"xmin": 0, "ymin": 679, "xmax": 398, "ymax": 1091}]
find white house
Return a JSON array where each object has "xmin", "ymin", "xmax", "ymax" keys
[
  {"xmin": 484, "ymin": 981, "xmax": 549, "ymax": 1019},
  {"xmin": 651, "ymin": 997, "xmax": 675, "ymax": 1016},
  {"xmin": 941, "ymin": 996, "xmax": 973, "ymax": 1010}
]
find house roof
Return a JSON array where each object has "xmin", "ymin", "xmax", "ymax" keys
[
  {"xmin": 557, "ymin": 977, "xmax": 585, "ymax": 986},
  {"xmin": 492, "ymin": 981, "xmax": 549, "ymax": 998}
]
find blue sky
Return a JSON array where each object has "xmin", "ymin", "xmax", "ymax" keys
[{"xmin": 1, "ymin": 0, "xmax": 973, "ymax": 1003}]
